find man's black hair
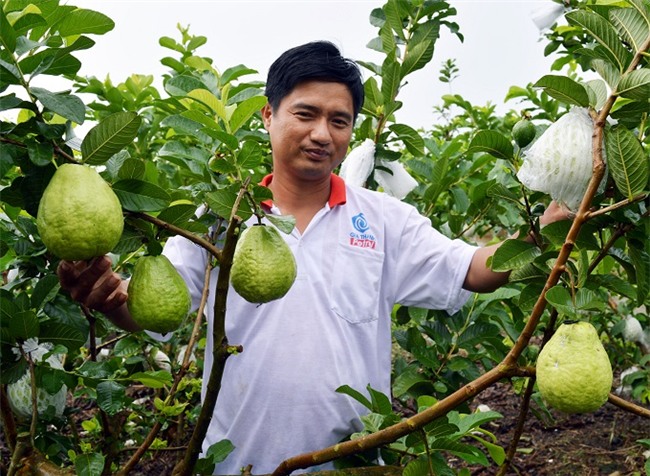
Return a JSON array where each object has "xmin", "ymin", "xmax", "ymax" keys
[{"xmin": 265, "ymin": 41, "xmax": 365, "ymax": 120}]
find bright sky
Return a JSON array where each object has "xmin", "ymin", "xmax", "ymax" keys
[{"xmin": 66, "ymin": 0, "xmax": 559, "ymax": 129}]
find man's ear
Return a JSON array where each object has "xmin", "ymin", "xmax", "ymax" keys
[{"xmin": 261, "ymin": 103, "xmax": 272, "ymax": 130}]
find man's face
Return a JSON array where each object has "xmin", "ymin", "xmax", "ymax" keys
[{"xmin": 261, "ymin": 80, "xmax": 354, "ymax": 183}]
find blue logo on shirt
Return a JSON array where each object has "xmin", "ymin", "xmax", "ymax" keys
[
  {"xmin": 352, "ymin": 213, "xmax": 369, "ymax": 233},
  {"xmin": 350, "ymin": 213, "xmax": 376, "ymax": 249}
]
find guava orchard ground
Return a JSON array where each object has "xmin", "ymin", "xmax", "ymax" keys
[{"xmin": 1, "ymin": 380, "xmax": 647, "ymax": 474}]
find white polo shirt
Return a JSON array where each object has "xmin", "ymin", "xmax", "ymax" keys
[{"xmin": 162, "ymin": 174, "xmax": 477, "ymax": 474}]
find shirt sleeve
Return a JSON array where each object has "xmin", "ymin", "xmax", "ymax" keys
[{"xmin": 389, "ymin": 207, "xmax": 478, "ymax": 315}]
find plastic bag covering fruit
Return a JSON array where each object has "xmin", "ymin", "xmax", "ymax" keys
[
  {"xmin": 517, "ymin": 107, "xmax": 606, "ymax": 212},
  {"xmin": 7, "ymin": 339, "xmax": 67, "ymax": 421},
  {"xmin": 536, "ymin": 321, "xmax": 613, "ymax": 414},
  {"xmin": 127, "ymin": 255, "xmax": 191, "ymax": 333},
  {"xmin": 512, "ymin": 118, "xmax": 537, "ymax": 148},
  {"xmin": 374, "ymin": 159, "xmax": 419, "ymax": 200},
  {"xmin": 36, "ymin": 163, "xmax": 124, "ymax": 260},
  {"xmin": 230, "ymin": 224, "xmax": 297, "ymax": 304},
  {"xmin": 338, "ymin": 138, "xmax": 376, "ymax": 187}
]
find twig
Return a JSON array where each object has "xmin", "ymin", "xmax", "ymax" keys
[
  {"xmin": 172, "ymin": 179, "xmax": 250, "ymax": 476},
  {"xmin": 127, "ymin": 211, "xmax": 222, "ymax": 261},
  {"xmin": 117, "ymin": 238, "xmax": 215, "ymax": 476},
  {"xmin": 607, "ymin": 393, "xmax": 650, "ymax": 418}
]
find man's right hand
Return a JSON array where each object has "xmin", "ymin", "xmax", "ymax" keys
[{"xmin": 57, "ymin": 255, "xmax": 128, "ymax": 315}]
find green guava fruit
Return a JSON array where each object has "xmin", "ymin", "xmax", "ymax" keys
[
  {"xmin": 127, "ymin": 255, "xmax": 191, "ymax": 333},
  {"xmin": 230, "ymin": 224, "xmax": 297, "ymax": 304},
  {"xmin": 36, "ymin": 163, "xmax": 124, "ymax": 261},
  {"xmin": 512, "ymin": 119, "xmax": 537, "ymax": 148},
  {"xmin": 536, "ymin": 321, "xmax": 613, "ymax": 414}
]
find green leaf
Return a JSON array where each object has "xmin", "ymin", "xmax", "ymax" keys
[
  {"xmin": 96, "ymin": 380, "xmax": 126, "ymax": 415},
  {"xmin": 229, "ymin": 95, "xmax": 266, "ymax": 133},
  {"xmin": 157, "ymin": 203, "xmax": 197, "ymax": 227},
  {"xmin": 366, "ymin": 384, "xmax": 393, "ymax": 415},
  {"xmin": 157, "ymin": 140, "xmax": 211, "ymax": 164},
  {"xmin": 54, "ymin": 8, "xmax": 115, "ymax": 36},
  {"xmin": 401, "ymin": 39, "xmax": 433, "ymax": 78},
  {"xmin": 39, "ymin": 322, "xmax": 86, "ymax": 354},
  {"xmin": 616, "ymin": 69, "xmax": 650, "ymax": 101},
  {"xmin": 467, "ymin": 130, "xmax": 514, "ymax": 161},
  {"xmin": 383, "ymin": 0, "xmax": 406, "ymax": 41},
  {"xmin": 472, "ymin": 435, "xmax": 506, "ymax": 464},
  {"xmin": 81, "ymin": 111, "xmax": 142, "ymax": 165},
  {"xmin": 26, "ymin": 140, "xmax": 53, "ymax": 166},
  {"xmin": 486, "ymin": 183, "xmax": 520, "ymax": 204},
  {"xmin": 610, "ymin": 7, "xmax": 649, "ymax": 56},
  {"xmin": 585, "ymin": 79, "xmax": 608, "ymax": 109},
  {"xmin": 381, "ymin": 55, "xmax": 401, "ymax": 103},
  {"xmin": 490, "ymin": 239, "xmax": 541, "ymax": 273},
  {"xmin": 74, "ymin": 453, "xmax": 105, "ymax": 476},
  {"xmin": 195, "ymin": 440, "xmax": 235, "ymax": 475},
  {"xmin": 235, "ymin": 140, "xmax": 263, "ymax": 170},
  {"xmin": 402, "ymin": 458, "xmax": 429, "ymax": 476},
  {"xmin": 533, "ymin": 75, "xmax": 590, "ymax": 107},
  {"xmin": 566, "ymin": 10, "xmax": 630, "ymax": 71},
  {"xmin": 9, "ymin": 310, "xmax": 39, "ymax": 340},
  {"xmin": 131, "ymin": 371, "xmax": 173, "ymax": 389},
  {"xmin": 221, "ymin": 64, "xmax": 258, "ymax": 86},
  {"xmin": 575, "ymin": 288, "xmax": 605, "ymax": 311},
  {"xmin": 265, "ymin": 214, "xmax": 295, "ymax": 235},
  {"xmin": 389, "ymin": 123, "xmax": 424, "ymax": 156},
  {"xmin": 112, "ymin": 179, "xmax": 171, "ymax": 212},
  {"xmin": 31, "ymin": 274, "xmax": 60, "ymax": 310},
  {"xmin": 205, "ymin": 183, "xmax": 253, "ymax": 221},
  {"xmin": 605, "ymin": 125, "xmax": 649, "ymax": 199},
  {"xmin": 629, "ymin": 246, "xmax": 650, "ymax": 305},
  {"xmin": 336, "ymin": 384, "xmax": 373, "ymax": 410},
  {"xmin": 0, "ymin": 8, "xmax": 17, "ymax": 54},
  {"xmin": 30, "ymin": 87, "xmax": 85, "ymax": 123},
  {"xmin": 591, "ymin": 59, "xmax": 621, "ymax": 89},
  {"xmin": 448, "ymin": 410, "xmax": 504, "ymax": 435},
  {"xmin": 392, "ymin": 364, "xmax": 430, "ymax": 397},
  {"xmin": 545, "ymin": 286, "xmax": 575, "ymax": 316}
]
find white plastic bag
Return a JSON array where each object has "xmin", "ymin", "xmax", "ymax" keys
[
  {"xmin": 338, "ymin": 138, "xmax": 375, "ymax": 187},
  {"xmin": 517, "ymin": 107, "xmax": 605, "ymax": 211},
  {"xmin": 374, "ymin": 160, "xmax": 419, "ymax": 200}
]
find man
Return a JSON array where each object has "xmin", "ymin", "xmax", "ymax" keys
[{"xmin": 58, "ymin": 41, "xmax": 567, "ymax": 473}]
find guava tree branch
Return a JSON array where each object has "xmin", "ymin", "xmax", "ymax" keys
[
  {"xmin": 126, "ymin": 211, "xmax": 222, "ymax": 262},
  {"xmin": 270, "ymin": 364, "xmax": 533, "ymax": 476},
  {"xmin": 497, "ymin": 33, "xmax": 650, "ymax": 474},
  {"xmin": 608, "ymin": 393, "xmax": 650, "ymax": 418},
  {"xmin": 117, "ymin": 258, "xmax": 214, "ymax": 476},
  {"xmin": 173, "ymin": 180, "xmax": 250, "ymax": 476}
]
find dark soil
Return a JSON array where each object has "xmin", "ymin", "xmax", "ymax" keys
[{"xmin": 463, "ymin": 382, "xmax": 649, "ymax": 476}]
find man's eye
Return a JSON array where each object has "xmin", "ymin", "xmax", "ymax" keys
[
  {"xmin": 293, "ymin": 111, "xmax": 312, "ymax": 119},
  {"xmin": 332, "ymin": 118, "xmax": 350, "ymax": 128}
]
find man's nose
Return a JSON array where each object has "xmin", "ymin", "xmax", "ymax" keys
[{"xmin": 310, "ymin": 118, "xmax": 332, "ymax": 144}]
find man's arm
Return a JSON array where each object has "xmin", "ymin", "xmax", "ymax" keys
[
  {"xmin": 462, "ymin": 202, "xmax": 571, "ymax": 293},
  {"xmin": 58, "ymin": 256, "xmax": 142, "ymax": 332}
]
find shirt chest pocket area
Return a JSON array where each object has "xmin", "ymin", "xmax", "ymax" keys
[{"xmin": 330, "ymin": 245, "xmax": 385, "ymax": 324}]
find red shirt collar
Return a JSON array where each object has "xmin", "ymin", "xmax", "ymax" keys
[{"xmin": 260, "ymin": 173, "xmax": 347, "ymax": 209}]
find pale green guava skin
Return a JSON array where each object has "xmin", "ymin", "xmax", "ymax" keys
[
  {"xmin": 127, "ymin": 255, "xmax": 191, "ymax": 334},
  {"xmin": 230, "ymin": 224, "xmax": 297, "ymax": 304},
  {"xmin": 536, "ymin": 321, "xmax": 613, "ymax": 414},
  {"xmin": 36, "ymin": 164, "xmax": 124, "ymax": 260}
]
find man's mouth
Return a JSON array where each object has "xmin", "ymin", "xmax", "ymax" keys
[{"xmin": 304, "ymin": 147, "xmax": 329, "ymax": 161}]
